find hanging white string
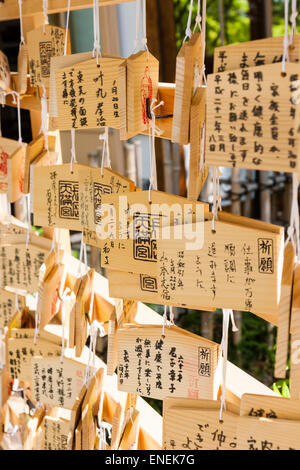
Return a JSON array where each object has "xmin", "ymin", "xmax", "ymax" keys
[
  {"xmin": 64, "ymin": 0, "xmax": 71, "ymax": 56},
  {"xmin": 218, "ymin": 0, "xmax": 225, "ymax": 46},
  {"xmin": 92, "ymin": 0, "xmax": 101, "ymax": 64},
  {"xmin": 148, "ymin": 99, "xmax": 164, "ymax": 202},
  {"xmin": 84, "ymin": 320, "xmax": 106, "ymax": 385},
  {"xmin": 40, "ymin": 85, "xmax": 48, "ymax": 151},
  {"xmin": 285, "ymin": 173, "xmax": 300, "ymax": 260},
  {"xmin": 289, "ymin": 0, "xmax": 298, "ymax": 45},
  {"xmin": 211, "ymin": 167, "xmax": 222, "ymax": 231},
  {"xmin": 183, "ymin": 0, "xmax": 194, "ymax": 43},
  {"xmin": 162, "ymin": 305, "xmax": 174, "ymax": 337},
  {"xmin": 132, "ymin": 0, "xmax": 141, "ymax": 53},
  {"xmin": 60, "ymin": 287, "xmax": 71, "ymax": 363},
  {"xmin": 282, "ymin": 0, "xmax": 290, "ymax": 74},
  {"xmin": 18, "ymin": 0, "xmax": 25, "ymax": 45},
  {"xmin": 15, "ymin": 292, "xmax": 20, "ymax": 315},
  {"xmin": 200, "ymin": 0, "xmax": 207, "ymax": 86},
  {"xmin": 98, "ymin": 421, "xmax": 112, "ymax": 450},
  {"xmin": 141, "ymin": 0, "xmax": 149, "ymax": 54},
  {"xmin": 99, "ymin": 128, "xmax": 111, "ymax": 176},
  {"xmin": 219, "ymin": 309, "xmax": 238, "ymax": 422},
  {"xmin": 70, "ymin": 128, "xmax": 77, "ymax": 173},
  {"xmin": 193, "ymin": 0, "xmax": 202, "ymax": 32},
  {"xmin": 77, "ymin": 233, "xmax": 88, "ymax": 276},
  {"xmin": 25, "ymin": 193, "xmax": 31, "ymax": 249},
  {"xmin": 42, "ymin": 0, "xmax": 48, "ymax": 33}
]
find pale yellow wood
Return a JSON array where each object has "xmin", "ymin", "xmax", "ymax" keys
[
  {"xmin": 188, "ymin": 87, "xmax": 208, "ymax": 201},
  {"xmin": 75, "ymin": 420, "xmax": 82, "ymax": 450},
  {"xmin": 37, "ymin": 263, "xmax": 66, "ymax": 329},
  {"xmin": 7, "ymin": 144, "xmax": 26, "ymax": 203},
  {"xmin": 119, "ymin": 408, "xmax": 140, "ymax": 450},
  {"xmin": 27, "ymin": 25, "xmax": 70, "ymax": 88},
  {"xmin": 0, "ymin": 287, "xmax": 26, "ymax": 328},
  {"xmin": 290, "ymin": 265, "xmax": 300, "ymax": 398},
  {"xmin": 68, "ymin": 276, "xmax": 82, "ymax": 350},
  {"xmin": 214, "ymin": 35, "xmax": 300, "ymax": 72},
  {"xmin": 0, "ymin": 0, "xmax": 135, "ymax": 20},
  {"xmin": 23, "ymin": 133, "xmax": 56, "ymax": 194},
  {"xmin": 17, "ymin": 44, "xmax": 28, "ymax": 95},
  {"xmin": 55, "ymin": 56, "xmax": 127, "ymax": 138},
  {"xmin": 117, "ymin": 324, "xmax": 219, "ymax": 401},
  {"xmin": 78, "ymin": 165, "xmax": 135, "ymax": 247},
  {"xmin": 206, "ymin": 62, "xmax": 300, "ymax": 172},
  {"xmin": 172, "ymin": 33, "xmax": 202, "ymax": 145},
  {"xmin": 100, "ymin": 189, "xmax": 208, "ymax": 275},
  {"xmin": 127, "ymin": 51, "xmax": 159, "ymax": 135},
  {"xmin": 240, "ymin": 393, "xmax": 300, "ymax": 419},
  {"xmin": 275, "ymin": 243, "xmax": 295, "ymax": 378},
  {"xmin": 0, "ymin": 137, "xmax": 19, "ymax": 194},
  {"xmin": 31, "ymin": 356, "xmax": 87, "ymax": 409},
  {"xmin": 81, "ymin": 368, "xmax": 104, "ymax": 450},
  {"xmin": 42, "ymin": 415, "xmax": 71, "ymax": 450},
  {"xmin": 163, "ymin": 398, "xmax": 239, "ymax": 450},
  {"xmin": 75, "ymin": 269, "xmax": 94, "ymax": 358},
  {"xmin": 0, "ymin": 51, "xmax": 11, "ymax": 91}
]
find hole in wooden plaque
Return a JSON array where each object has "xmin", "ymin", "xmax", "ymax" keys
[{"xmin": 281, "ymin": 71, "xmax": 287, "ymax": 77}]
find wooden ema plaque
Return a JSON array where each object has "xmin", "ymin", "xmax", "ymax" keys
[
  {"xmin": 49, "ymin": 52, "xmax": 93, "ymax": 119},
  {"xmin": 37, "ymin": 262, "xmax": 67, "ymax": 329},
  {"xmin": 0, "ymin": 234, "xmax": 52, "ymax": 292},
  {"xmin": 106, "ymin": 211, "xmax": 283, "ymax": 315},
  {"xmin": 55, "ymin": 56, "xmax": 127, "ymax": 138},
  {"xmin": 156, "ymin": 214, "xmax": 283, "ymax": 315},
  {"xmin": 188, "ymin": 86, "xmax": 208, "ymax": 201},
  {"xmin": 213, "ymin": 35, "xmax": 300, "ymax": 73},
  {"xmin": 27, "ymin": 24, "xmax": 71, "ymax": 88},
  {"xmin": 100, "ymin": 189, "xmax": 208, "ymax": 276},
  {"xmin": 163, "ymin": 398, "xmax": 239, "ymax": 450},
  {"xmin": 0, "ymin": 50, "xmax": 11, "ymax": 91},
  {"xmin": 172, "ymin": 33, "xmax": 203, "ymax": 145},
  {"xmin": 17, "ymin": 43, "xmax": 28, "ymax": 95},
  {"xmin": 7, "ymin": 143, "xmax": 27, "ymax": 203},
  {"xmin": 237, "ymin": 394, "xmax": 300, "ymax": 450},
  {"xmin": 117, "ymin": 324, "xmax": 220, "ymax": 401},
  {"xmin": 75, "ymin": 269, "xmax": 94, "ymax": 358},
  {"xmin": 0, "ymin": 137, "xmax": 19, "ymax": 193},
  {"xmin": 33, "ymin": 163, "xmax": 83, "ymax": 231},
  {"xmin": 126, "ymin": 51, "xmax": 159, "ymax": 136},
  {"xmin": 42, "ymin": 412, "xmax": 72, "ymax": 451},
  {"xmin": 206, "ymin": 62, "xmax": 300, "ymax": 172},
  {"xmin": 81, "ymin": 368, "xmax": 104, "ymax": 450},
  {"xmin": 290, "ymin": 264, "xmax": 300, "ymax": 399},
  {"xmin": 78, "ymin": 166, "xmax": 136, "ymax": 247},
  {"xmin": 24, "ymin": 133, "xmax": 56, "ymax": 194},
  {"xmin": 0, "ymin": 288, "xmax": 26, "ymax": 329},
  {"xmin": 31, "ymin": 357, "xmax": 88, "ymax": 409}
]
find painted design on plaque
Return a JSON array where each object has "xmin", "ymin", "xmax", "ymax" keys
[
  {"xmin": 59, "ymin": 180, "xmax": 79, "ymax": 220},
  {"xmin": 140, "ymin": 274, "xmax": 158, "ymax": 292},
  {"xmin": 133, "ymin": 213, "xmax": 160, "ymax": 262},
  {"xmin": 93, "ymin": 182, "xmax": 112, "ymax": 224}
]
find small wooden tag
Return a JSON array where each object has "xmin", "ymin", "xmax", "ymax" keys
[
  {"xmin": 0, "ymin": 288, "xmax": 26, "ymax": 328},
  {"xmin": 117, "ymin": 324, "xmax": 219, "ymax": 400},
  {"xmin": 7, "ymin": 144, "xmax": 26, "ymax": 203},
  {"xmin": 55, "ymin": 56, "xmax": 127, "ymax": 138},
  {"xmin": 81, "ymin": 368, "xmax": 104, "ymax": 450},
  {"xmin": 0, "ymin": 50, "xmax": 11, "ymax": 91},
  {"xmin": 17, "ymin": 43, "xmax": 28, "ymax": 94},
  {"xmin": 126, "ymin": 50, "xmax": 159, "ymax": 135},
  {"xmin": 0, "ymin": 137, "xmax": 20, "ymax": 194},
  {"xmin": 27, "ymin": 24, "xmax": 70, "ymax": 87},
  {"xmin": 172, "ymin": 33, "xmax": 203, "ymax": 145}
]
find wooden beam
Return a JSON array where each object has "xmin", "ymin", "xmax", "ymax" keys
[{"xmin": 0, "ymin": 0, "xmax": 135, "ymax": 21}]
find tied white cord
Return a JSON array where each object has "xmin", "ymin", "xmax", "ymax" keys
[
  {"xmin": 84, "ymin": 320, "xmax": 106, "ymax": 385},
  {"xmin": 25, "ymin": 193, "xmax": 31, "ymax": 249},
  {"xmin": 282, "ymin": 0, "xmax": 290, "ymax": 74},
  {"xmin": 99, "ymin": 128, "xmax": 111, "ymax": 176},
  {"xmin": 183, "ymin": 0, "xmax": 194, "ymax": 43},
  {"xmin": 98, "ymin": 422, "xmax": 112, "ymax": 450},
  {"xmin": 219, "ymin": 309, "xmax": 238, "ymax": 422},
  {"xmin": 162, "ymin": 305, "xmax": 174, "ymax": 337},
  {"xmin": 201, "ymin": 0, "xmax": 207, "ymax": 86},
  {"xmin": 148, "ymin": 99, "xmax": 164, "ymax": 202},
  {"xmin": 199, "ymin": 122, "xmax": 205, "ymax": 172},
  {"xmin": 78, "ymin": 233, "xmax": 88, "ymax": 276},
  {"xmin": 285, "ymin": 173, "xmax": 300, "ymax": 260},
  {"xmin": 193, "ymin": 0, "xmax": 202, "ymax": 32},
  {"xmin": 42, "ymin": 0, "xmax": 48, "ymax": 33},
  {"xmin": 92, "ymin": 0, "xmax": 101, "ymax": 64},
  {"xmin": 60, "ymin": 287, "xmax": 71, "ymax": 363},
  {"xmin": 64, "ymin": 0, "xmax": 71, "ymax": 56},
  {"xmin": 70, "ymin": 128, "xmax": 77, "ymax": 173},
  {"xmin": 40, "ymin": 85, "xmax": 48, "ymax": 151},
  {"xmin": 132, "ymin": 0, "xmax": 149, "ymax": 55},
  {"xmin": 18, "ymin": 0, "xmax": 25, "ymax": 45},
  {"xmin": 211, "ymin": 167, "xmax": 222, "ymax": 232},
  {"xmin": 289, "ymin": 0, "xmax": 298, "ymax": 46}
]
